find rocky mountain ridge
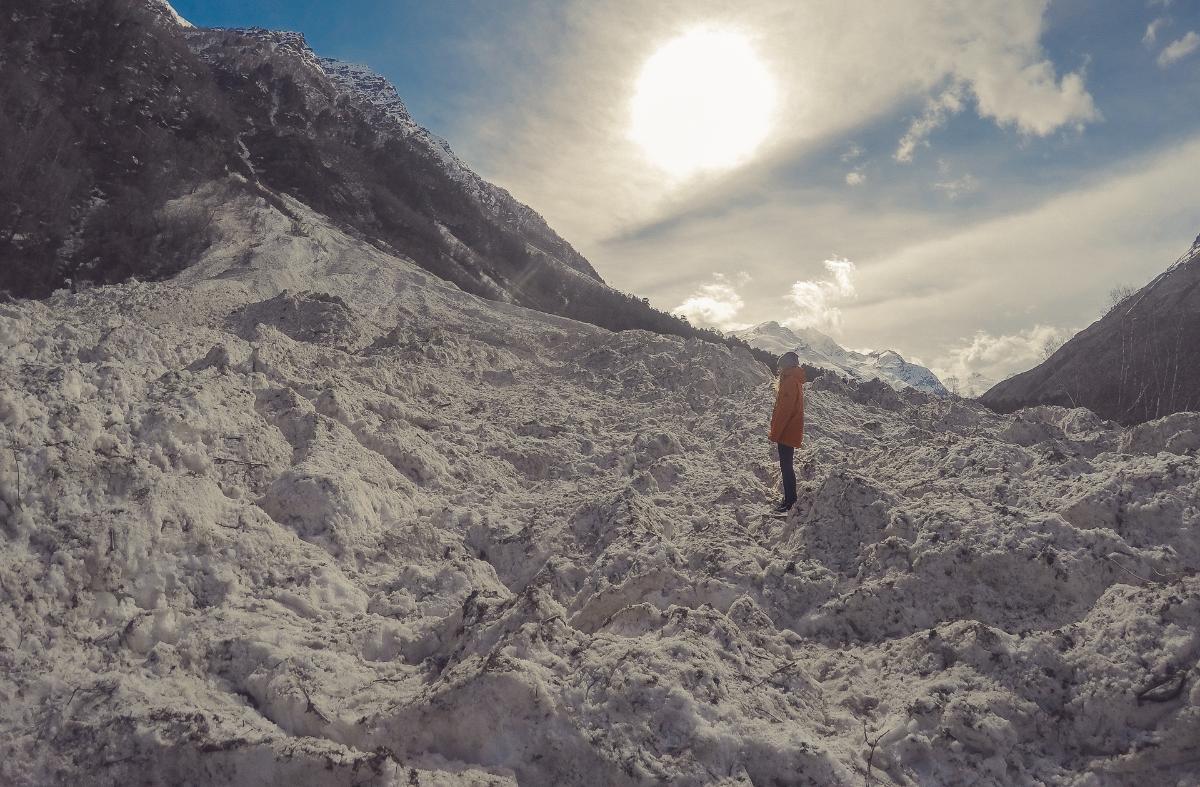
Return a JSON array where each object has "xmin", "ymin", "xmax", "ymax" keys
[
  {"xmin": 0, "ymin": 0, "xmax": 765, "ymax": 366},
  {"xmin": 732, "ymin": 321, "xmax": 949, "ymax": 396}
]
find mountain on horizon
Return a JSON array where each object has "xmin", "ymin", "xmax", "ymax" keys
[
  {"xmin": 731, "ymin": 321, "xmax": 949, "ymax": 396},
  {"xmin": 982, "ymin": 234, "xmax": 1200, "ymax": 424}
]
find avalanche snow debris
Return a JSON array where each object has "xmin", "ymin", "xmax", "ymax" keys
[{"xmin": 0, "ymin": 187, "xmax": 1198, "ymax": 785}]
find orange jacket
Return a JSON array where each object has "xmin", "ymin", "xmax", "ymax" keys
[{"xmin": 769, "ymin": 366, "xmax": 805, "ymax": 448}]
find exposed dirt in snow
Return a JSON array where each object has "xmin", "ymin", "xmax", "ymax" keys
[{"xmin": 1, "ymin": 190, "xmax": 1198, "ymax": 786}]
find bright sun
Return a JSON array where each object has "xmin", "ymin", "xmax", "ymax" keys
[{"xmin": 630, "ymin": 28, "xmax": 777, "ymax": 178}]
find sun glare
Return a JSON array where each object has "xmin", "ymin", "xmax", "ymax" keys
[{"xmin": 630, "ymin": 27, "xmax": 777, "ymax": 178}]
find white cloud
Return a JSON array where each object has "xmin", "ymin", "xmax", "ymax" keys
[
  {"xmin": 1144, "ymin": 17, "xmax": 1169, "ymax": 47},
  {"xmin": 845, "ymin": 170, "xmax": 866, "ymax": 186},
  {"xmin": 932, "ymin": 324, "xmax": 1074, "ymax": 388},
  {"xmin": 838, "ymin": 135, "xmax": 1200, "ymax": 369},
  {"xmin": 1158, "ymin": 31, "xmax": 1200, "ymax": 67},
  {"xmin": 459, "ymin": 1, "xmax": 1100, "ymax": 247},
  {"xmin": 602, "ymin": 135, "xmax": 1200, "ymax": 373},
  {"xmin": 673, "ymin": 272, "xmax": 751, "ymax": 330},
  {"xmin": 840, "ymin": 143, "xmax": 864, "ymax": 162},
  {"xmin": 933, "ymin": 172, "xmax": 981, "ymax": 199},
  {"xmin": 895, "ymin": 84, "xmax": 967, "ymax": 162},
  {"xmin": 783, "ymin": 258, "xmax": 857, "ymax": 333},
  {"xmin": 964, "ymin": 56, "xmax": 1097, "ymax": 137}
]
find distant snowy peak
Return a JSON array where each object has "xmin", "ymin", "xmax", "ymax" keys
[
  {"xmin": 730, "ymin": 321, "xmax": 800, "ymax": 355},
  {"xmin": 731, "ymin": 321, "xmax": 949, "ymax": 396},
  {"xmin": 864, "ymin": 348, "xmax": 948, "ymax": 395},
  {"xmin": 147, "ymin": 0, "xmax": 192, "ymax": 27}
]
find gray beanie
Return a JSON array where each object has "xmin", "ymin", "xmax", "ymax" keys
[{"xmin": 777, "ymin": 352, "xmax": 799, "ymax": 370}]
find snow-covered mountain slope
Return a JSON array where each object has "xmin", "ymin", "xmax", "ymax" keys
[
  {"xmin": 10, "ymin": 0, "xmax": 742, "ymax": 358},
  {"xmin": 732, "ymin": 321, "xmax": 949, "ymax": 396},
  {"xmin": 183, "ymin": 25, "xmax": 601, "ymax": 292},
  {"xmin": 983, "ymin": 235, "xmax": 1200, "ymax": 424},
  {"xmin": 316, "ymin": 57, "xmax": 595, "ymax": 280},
  {"xmin": 2, "ymin": 185, "xmax": 1198, "ymax": 786}
]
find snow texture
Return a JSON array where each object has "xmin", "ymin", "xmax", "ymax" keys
[
  {"xmin": 732, "ymin": 322, "xmax": 950, "ymax": 396},
  {"xmin": 1, "ymin": 186, "xmax": 1198, "ymax": 786},
  {"xmin": 147, "ymin": 0, "xmax": 192, "ymax": 28}
]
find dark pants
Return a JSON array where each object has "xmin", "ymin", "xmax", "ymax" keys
[{"xmin": 777, "ymin": 442, "xmax": 796, "ymax": 505}]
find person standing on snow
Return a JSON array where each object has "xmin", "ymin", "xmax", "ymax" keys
[{"xmin": 768, "ymin": 351, "xmax": 805, "ymax": 514}]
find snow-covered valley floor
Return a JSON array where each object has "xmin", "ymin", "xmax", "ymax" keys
[{"xmin": 1, "ymin": 189, "xmax": 1198, "ymax": 786}]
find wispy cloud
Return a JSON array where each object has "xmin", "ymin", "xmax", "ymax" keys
[
  {"xmin": 1158, "ymin": 31, "xmax": 1200, "ymax": 67},
  {"xmin": 431, "ymin": 0, "xmax": 1196, "ymax": 380},
  {"xmin": 845, "ymin": 170, "xmax": 866, "ymax": 186},
  {"xmin": 673, "ymin": 272, "xmax": 751, "ymax": 330},
  {"xmin": 895, "ymin": 84, "xmax": 967, "ymax": 163},
  {"xmin": 840, "ymin": 135, "xmax": 1200, "ymax": 369},
  {"xmin": 933, "ymin": 173, "xmax": 981, "ymax": 199},
  {"xmin": 784, "ymin": 258, "xmax": 857, "ymax": 333},
  {"xmin": 1144, "ymin": 17, "xmax": 1169, "ymax": 47}
]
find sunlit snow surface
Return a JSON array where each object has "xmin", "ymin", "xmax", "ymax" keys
[
  {"xmin": 150, "ymin": 0, "xmax": 191, "ymax": 28},
  {"xmin": 1, "ymin": 187, "xmax": 1198, "ymax": 785}
]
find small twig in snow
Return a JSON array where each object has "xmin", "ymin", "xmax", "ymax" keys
[
  {"xmin": 370, "ymin": 676, "xmax": 407, "ymax": 685},
  {"xmin": 299, "ymin": 683, "xmax": 331, "ymax": 725},
  {"xmin": 7, "ymin": 441, "xmax": 20, "ymax": 504},
  {"xmin": 1136, "ymin": 669, "xmax": 1189, "ymax": 704},
  {"xmin": 1102, "ymin": 554, "xmax": 1159, "ymax": 585},
  {"xmin": 862, "ymin": 719, "xmax": 891, "ymax": 787},
  {"xmin": 212, "ymin": 455, "xmax": 268, "ymax": 468}
]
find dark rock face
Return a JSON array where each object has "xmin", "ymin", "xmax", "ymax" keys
[
  {"xmin": 0, "ymin": 0, "xmax": 238, "ymax": 296},
  {"xmin": 982, "ymin": 241, "xmax": 1200, "ymax": 425}
]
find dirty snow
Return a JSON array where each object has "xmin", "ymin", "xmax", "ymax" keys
[{"xmin": 1, "ymin": 185, "xmax": 1197, "ymax": 786}]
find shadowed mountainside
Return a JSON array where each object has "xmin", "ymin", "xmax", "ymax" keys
[{"xmin": 982, "ymin": 236, "xmax": 1200, "ymax": 425}]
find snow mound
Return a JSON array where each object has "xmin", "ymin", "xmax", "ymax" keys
[
  {"xmin": 230, "ymin": 290, "xmax": 365, "ymax": 350},
  {"xmin": 1, "ymin": 185, "xmax": 1197, "ymax": 785},
  {"xmin": 1121, "ymin": 411, "xmax": 1200, "ymax": 456}
]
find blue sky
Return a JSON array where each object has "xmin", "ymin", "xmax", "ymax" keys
[{"xmin": 171, "ymin": 0, "xmax": 1200, "ymax": 383}]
